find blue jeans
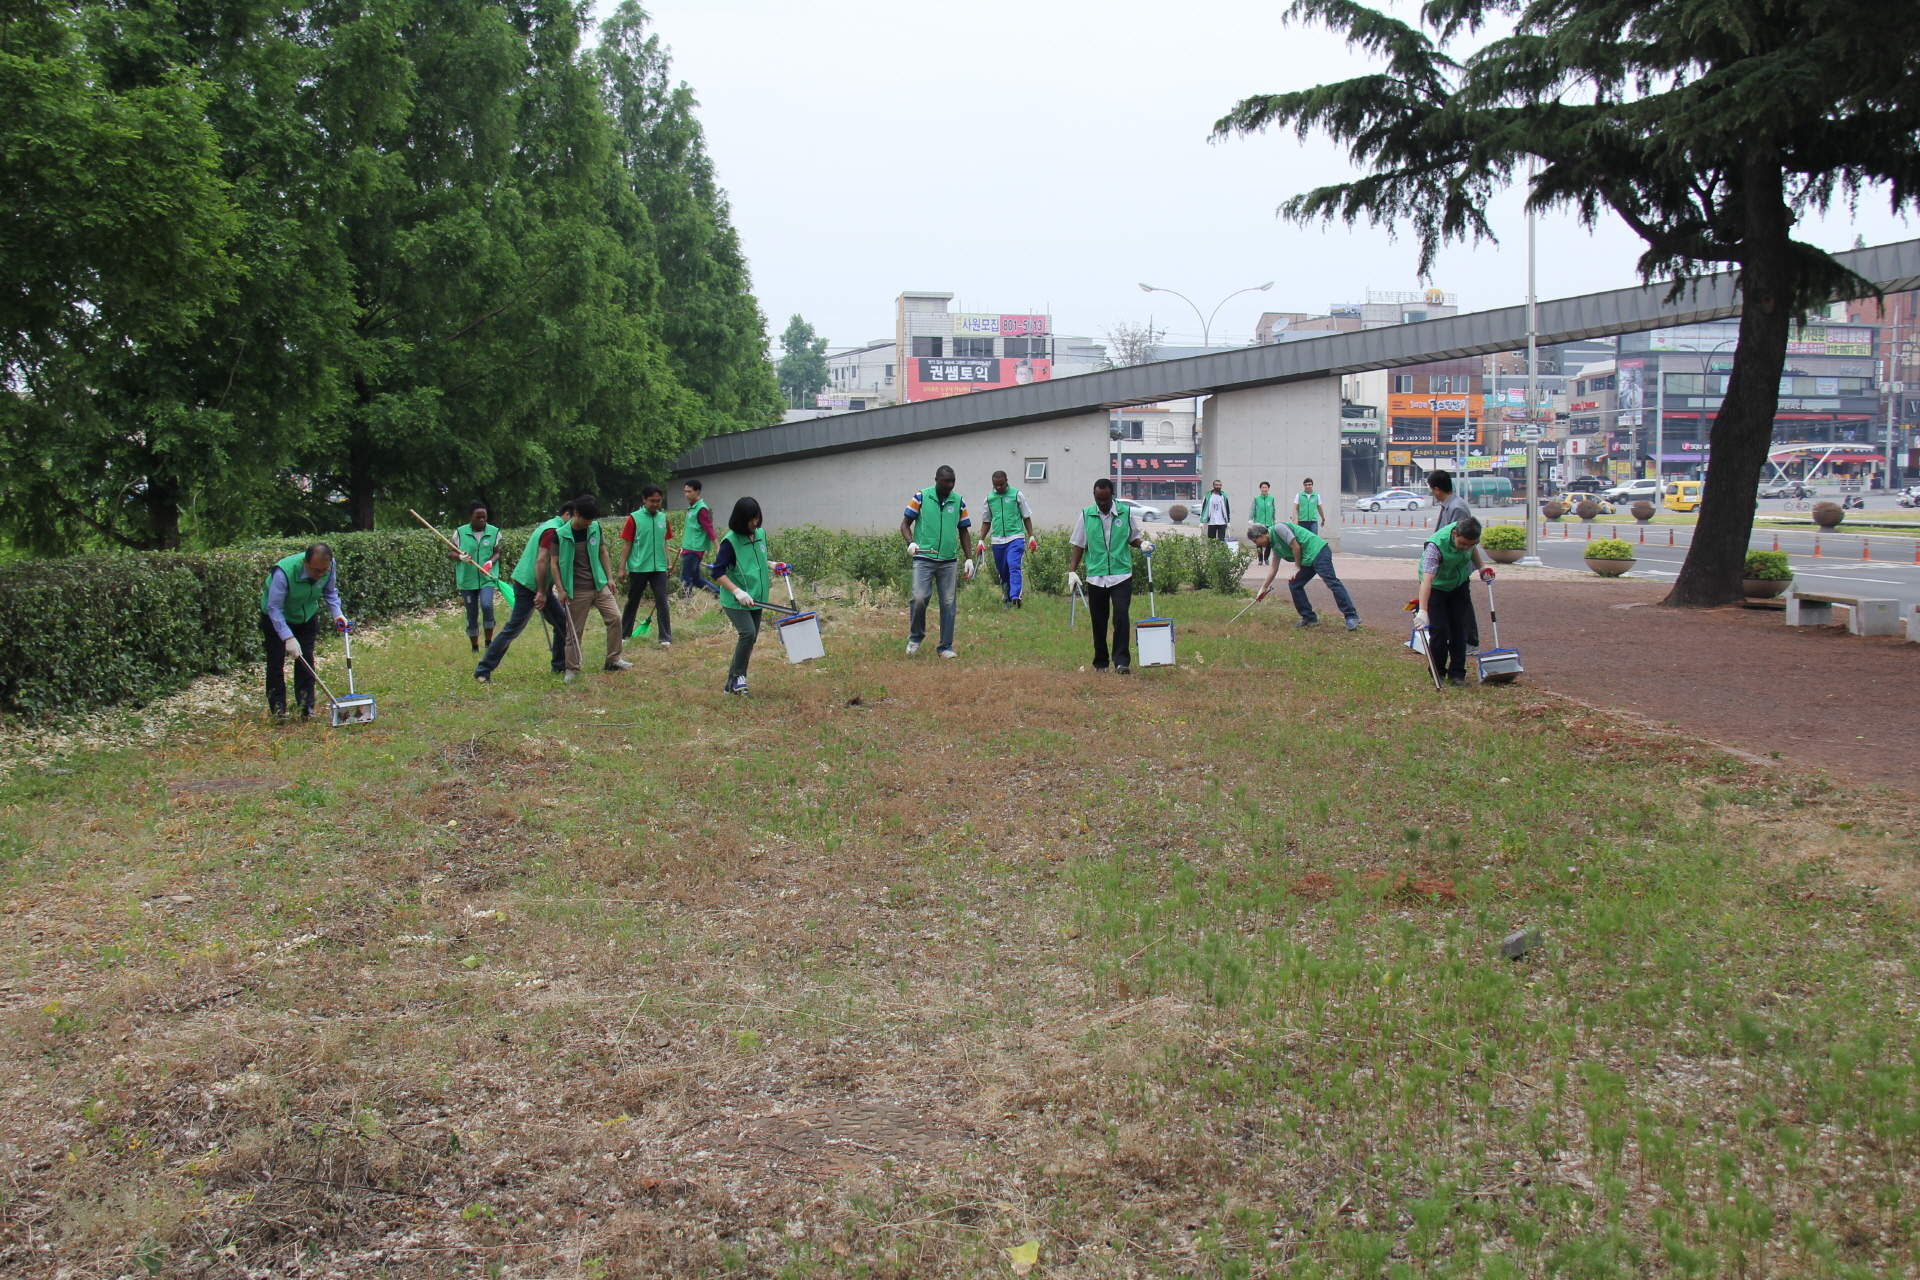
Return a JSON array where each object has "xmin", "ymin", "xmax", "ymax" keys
[
  {"xmin": 991, "ymin": 539, "xmax": 1026, "ymax": 600},
  {"xmin": 679, "ymin": 550, "xmax": 717, "ymax": 596},
  {"xmin": 1288, "ymin": 546, "xmax": 1358, "ymax": 623},
  {"xmin": 475, "ymin": 582, "xmax": 568, "ymax": 676},
  {"xmin": 1298, "ymin": 519, "xmax": 1319, "ymax": 535},
  {"xmin": 461, "ymin": 585, "xmax": 496, "ymax": 636},
  {"xmin": 910, "ymin": 557, "xmax": 958, "ymax": 649}
]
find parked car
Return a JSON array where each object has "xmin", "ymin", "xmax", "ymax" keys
[
  {"xmin": 1664, "ymin": 480, "xmax": 1704, "ymax": 512},
  {"xmin": 1360, "ymin": 489, "xmax": 1425, "ymax": 512},
  {"xmin": 1604, "ymin": 477, "xmax": 1663, "ymax": 504}
]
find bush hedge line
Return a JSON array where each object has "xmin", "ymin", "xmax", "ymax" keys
[{"xmin": 0, "ymin": 519, "xmax": 1251, "ymax": 717}]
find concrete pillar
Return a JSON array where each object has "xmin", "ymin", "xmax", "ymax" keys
[{"xmin": 1203, "ymin": 378, "xmax": 1343, "ymax": 549}]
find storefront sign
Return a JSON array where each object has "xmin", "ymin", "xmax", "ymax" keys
[
  {"xmin": 1113, "ymin": 453, "xmax": 1196, "ymax": 478},
  {"xmin": 1387, "ymin": 450, "xmax": 1413, "ymax": 466}
]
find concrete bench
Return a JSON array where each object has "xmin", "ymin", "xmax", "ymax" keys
[{"xmin": 1785, "ymin": 591, "xmax": 1902, "ymax": 636}]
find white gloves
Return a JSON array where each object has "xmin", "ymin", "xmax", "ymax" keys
[
  {"xmin": 283, "ymin": 637, "xmax": 302, "ymax": 657},
  {"xmin": 1414, "ymin": 609, "xmax": 1430, "ymax": 628},
  {"xmin": 1065, "ymin": 571, "xmax": 1081, "ymax": 591},
  {"xmin": 732, "ymin": 587, "xmax": 754, "ymax": 607},
  {"xmin": 962, "ymin": 558, "xmax": 975, "ymax": 580},
  {"xmin": 906, "ymin": 541, "xmax": 919, "ymax": 558},
  {"xmin": 1140, "ymin": 540, "xmax": 1155, "ymax": 555}
]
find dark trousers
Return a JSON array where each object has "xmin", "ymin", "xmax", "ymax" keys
[
  {"xmin": 1206, "ymin": 524, "xmax": 1227, "ymax": 541},
  {"xmin": 260, "ymin": 611, "xmax": 319, "ymax": 717},
  {"xmin": 621, "ymin": 570, "xmax": 673, "ymax": 641},
  {"xmin": 679, "ymin": 550, "xmax": 717, "ymax": 596},
  {"xmin": 726, "ymin": 607, "xmax": 760, "ymax": 686},
  {"xmin": 1288, "ymin": 546, "xmax": 1359, "ymax": 623},
  {"xmin": 475, "ymin": 581, "xmax": 568, "ymax": 677},
  {"xmin": 1087, "ymin": 578, "xmax": 1133, "ymax": 669},
  {"xmin": 1427, "ymin": 581, "xmax": 1475, "ymax": 680}
]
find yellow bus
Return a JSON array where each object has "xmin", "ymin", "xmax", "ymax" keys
[{"xmin": 1663, "ymin": 480, "xmax": 1703, "ymax": 512}]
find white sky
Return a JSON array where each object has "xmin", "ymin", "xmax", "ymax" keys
[{"xmin": 622, "ymin": 0, "xmax": 1915, "ymax": 354}]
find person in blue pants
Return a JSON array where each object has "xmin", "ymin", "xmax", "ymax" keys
[
  {"xmin": 980, "ymin": 470, "xmax": 1036, "ymax": 608},
  {"xmin": 1246, "ymin": 520, "xmax": 1361, "ymax": 631}
]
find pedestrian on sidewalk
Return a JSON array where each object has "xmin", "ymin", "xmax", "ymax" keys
[
  {"xmin": 900, "ymin": 465, "xmax": 975, "ymax": 658},
  {"xmin": 475, "ymin": 501, "xmax": 575, "ymax": 683},
  {"xmin": 1414, "ymin": 516, "xmax": 1493, "ymax": 687},
  {"xmin": 259, "ymin": 543, "xmax": 350, "ymax": 719},
  {"xmin": 448, "ymin": 503, "xmax": 500, "ymax": 653},
  {"xmin": 1252, "ymin": 483, "xmax": 1277, "ymax": 564},
  {"xmin": 620, "ymin": 484, "xmax": 675, "ymax": 648},
  {"xmin": 1246, "ymin": 520, "xmax": 1361, "ymax": 631},
  {"xmin": 1066, "ymin": 478, "xmax": 1146, "ymax": 673},
  {"xmin": 678, "ymin": 479, "xmax": 720, "ymax": 599},
  {"xmin": 551, "ymin": 495, "xmax": 628, "ymax": 678},
  {"xmin": 981, "ymin": 469, "xmax": 1036, "ymax": 608},
  {"xmin": 1202, "ymin": 480, "xmax": 1231, "ymax": 541},
  {"xmin": 1293, "ymin": 478, "xmax": 1325, "ymax": 534},
  {"xmin": 710, "ymin": 496, "xmax": 770, "ymax": 696}
]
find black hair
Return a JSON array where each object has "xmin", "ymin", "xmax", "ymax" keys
[
  {"xmin": 1260, "ymin": 480, "xmax": 1271, "ymax": 488},
  {"xmin": 470, "ymin": 502, "xmax": 487, "ymax": 515},
  {"xmin": 1092, "ymin": 477, "xmax": 1114, "ymax": 493},
  {"xmin": 1428, "ymin": 469, "xmax": 1455, "ymax": 493},
  {"xmin": 683, "ymin": 478, "xmax": 703, "ymax": 493},
  {"xmin": 728, "ymin": 496, "xmax": 762, "ymax": 537},
  {"xmin": 935, "ymin": 465, "xmax": 956, "ymax": 482},
  {"xmin": 640, "ymin": 483, "xmax": 663, "ymax": 500},
  {"xmin": 992, "ymin": 469, "xmax": 1008, "ymax": 482},
  {"xmin": 558, "ymin": 499, "xmax": 577, "ymax": 516},
  {"xmin": 304, "ymin": 542, "xmax": 333, "ymax": 563},
  {"xmin": 1303, "ymin": 477, "xmax": 1315, "ymax": 485},
  {"xmin": 1454, "ymin": 515, "xmax": 1483, "ymax": 541},
  {"xmin": 572, "ymin": 494, "xmax": 602, "ymax": 520}
]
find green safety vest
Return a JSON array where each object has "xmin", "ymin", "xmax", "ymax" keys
[
  {"xmin": 717, "ymin": 528, "xmax": 769, "ymax": 611},
  {"xmin": 913, "ymin": 486, "xmax": 964, "ymax": 560},
  {"xmin": 511, "ymin": 517, "xmax": 562, "ymax": 590},
  {"xmin": 985, "ymin": 488, "xmax": 1025, "ymax": 540},
  {"xmin": 626, "ymin": 508, "xmax": 671, "ymax": 573},
  {"xmin": 1296, "ymin": 491, "xmax": 1323, "ymax": 521},
  {"xmin": 681, "ymin": 499, "xmax": 713, "ymax": 554},
  {"xmin": 259, "ymin": 552, "xmax": 327, "ymax": 625},
  {"xmin": 553, "ymin": 519, "xmax": 607, "ymax": 592},
  {"xmin": 1423, "ymin": 522, "xmax": 1475, "ymax": 591},
  {"xmin": 1271, "ymin": 521, "xmax": 1328, "ymax": 567},
  {"xmin": 1080, "ymin": 504, "xmax": 1136, "ymax": 578},
  {"xmin": 455, "ymin": 523, "xmax": 499, "ymax": 591},
  {"xmin": 1252, "ymin": 493, "xmax": 1276, "ymax": 525}
]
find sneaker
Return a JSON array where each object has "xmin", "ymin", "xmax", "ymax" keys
[
  {"xmin": 659, "ymin": 639, "xmax": 672, "ymax": 648},
  {"xmin": 474, "ymin": 671, "xmax": 490, "ymax": 683},
  {"xmin": 726, "ymin": 677, "xmax": 749, "ymax": 697},
  {"xmin": 938, "ymin": 647, "xmax": 957, "ymax": 659},
  {"xmin": 1446, "ymin": 676, "xmax": 1469, "ymax": 687},
  {"xmin": 1296, "ymin": 617, "xmax": 1320, "ymax": 629},
  {"xmin": 1114, "ymin": 664, "xmax": 1131, "ymax": 675},
  {"xmin": 605, "ymin": 658, "xmax": 633, "ymax": 671},
  {"xmin": 1092, "ymin": 665, "xmax": 1109, "ymax": 674},
  {"xmin": 905, "ymin": 640, "xmax": 921, "ymax": 655},
  {"xmin": 1344, "ymin": 617, "xmax": 1361, "ymax": 631},
  {"xmin": 563, "ymin": 671, "xmax": 576, "ymax": 683}
]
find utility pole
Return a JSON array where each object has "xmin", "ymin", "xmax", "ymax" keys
[{"xmin": 1521, "ymin": 165, "xmax": 1544, "ymax": 567}]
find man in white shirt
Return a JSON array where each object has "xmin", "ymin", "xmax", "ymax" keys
[
  {"xmin": 1201, "ymin": 480, "xmax": 1231, "ymax": 541},
  {"xmin": 1066, "ymin": 479, "xmax": 1149, "ymax": 674}
]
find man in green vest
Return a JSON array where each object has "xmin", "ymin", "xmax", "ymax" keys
[
  {"xmin": 446, "ymin": 502, "xmax": 500, "ymax": 653},
  {"xmin": 1293, "ymin": 478, "xmax": 1325, "ymax": 534},
  {"xmin": 899, "ymin": 465, "xmax": 975, "ymax": 657},
  {"xmin": 1415, "ymin": 516, "xmax": 1492, "ymax": 686},
  {"xmin": 619, "ymin": 484, "xmax": 676, "ymax": 647},
  {"xmin": 1251, "ymin": 483, "xmax": 1277, "ymax": 565},
  {"xmin": 258, "ymin": 543, "xmax": 349, "ymax": 719},
  {"xmin": 678, "ymin": 479, "xmax": 720, "ymax": 598},
  {"xmin": 1066, "ymin": 478, "xmax": 1149, "ymax": 674},
  {"xmin": 1246, "ymin": 520, "xmax": 1361, "ymax": 630},
  {"xmin": 474, "ymin": 499, "xmax": 575, "ymax": 683},
  {"xmin": 980, "ymin": 469, "xmax": 1038, "ymax": 608},
  {"xmin": 547, "ymin": 494, "xmax": 628, "ymax": 679}
]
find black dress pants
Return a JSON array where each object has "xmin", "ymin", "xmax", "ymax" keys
[
  {"xmin": 260, "ymin": 611, "xmax": 319, "ymax": 717},
  {"xmin": 1427, "ymin": 581, "xmax": 1476, "ymax": 681},
  {"xmin": 1087, "ymin": 578, "xmax": 1133, "ymax": 669},
  {"xmin": 620, "ymin": 571, "xmax": 673, "ymax": 642}
]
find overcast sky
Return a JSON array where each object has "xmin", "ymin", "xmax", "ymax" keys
[{"xmin": 624, "ymin": 0, "xmax": 1915, "ymax": 354}]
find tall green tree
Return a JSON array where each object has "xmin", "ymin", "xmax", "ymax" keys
[
  {"xmin": 1214, "ymin": 0, "xmax": 1920, "ymax": 606},
  {"xmin": 777, "ymin": 313, "xmax": 827, "ymax": 409}
]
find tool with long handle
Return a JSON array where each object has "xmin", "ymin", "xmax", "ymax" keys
[
  {"xmin": 1134, "ymin": 543, "xmax": 1177, "ymax": 667},
  {"xmin": 1474, "ymin": 575, "xmax": 1525, "ymax": 683},
  {"xmin": 330, "ymin": 626, "xmax": 377, "ymax": 724},
  {"xmin": 409, "ymin": 508, "xmax": 514, "ymax": 602},
  {"xmin": 1227, "ymin": 591, "xmax": 1267, "ymax": 628},
  {"xmin": 1422, "ymin": 628, "xmax": 1444, "ymax": 691},
  {"xmin": 1067, "ymin": 579, "xmax": 1081, "ymax": 628}
]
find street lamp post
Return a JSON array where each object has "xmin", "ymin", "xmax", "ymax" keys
[{"xmin": 1138, "ymin": 280, "xmax": 1275, "ymax": 503}]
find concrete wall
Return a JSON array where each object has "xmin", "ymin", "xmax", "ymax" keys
[
  {"xmin": 1202, "ymin": 377, "xmax": 1343, "ymax": 549},
  {"xmin": 676, "ymin": 412, "xmax": 1116, "ymax": 535}
]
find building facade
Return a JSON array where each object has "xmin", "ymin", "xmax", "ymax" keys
[
  {"xmin": 1109, "ymin": 406, "xmax": 1199, "ymax": 502},
  {"xmin": 893, "ymin": 292, "xmax": 1103, "ymax": 406},
  {"xmin": 820, "ymin": 340, "xmax": 897, "ymax": 411}
]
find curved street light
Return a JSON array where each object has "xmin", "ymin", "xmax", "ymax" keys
[{"xmin": 1138, "ymin": 281, "xmax": 1275, "ymax": 350}]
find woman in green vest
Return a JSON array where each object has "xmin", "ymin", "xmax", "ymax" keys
[
  {"xmin": 1251, "ymin": 483, "xmax": 1277, "ymax": 565},
  {"xmin": 1246, "ymin": 520, "xmax": 1361, "ymax": 630},
  {"xmin": 620, "ymin": 484, "xmax": 676, "ymax": 647},
  {"xmin": 258, "ymin": 543, "xmax": 349, "ymax": 718},
  {"xmin": 711, "ymin": 496, "xmax": 771, "ymax": 696},
  {"xmin": 1415, "ymin": 516, "xmax": 1490, "ymax": 686},
  {"xmin": 448, "ymin": 503, "xmax": 500, "ymax": 653}
]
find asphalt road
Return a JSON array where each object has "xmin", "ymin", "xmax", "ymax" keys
[{"xmin": 1335, "ymin": 506, "xmax": 1920, "ymax": 612}]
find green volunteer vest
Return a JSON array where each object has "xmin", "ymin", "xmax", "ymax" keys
[
  {"xmin": 1296, "ymin": 491, "xmax": 1323, "ymax": 521},
  {"xmin": 259, "ymin": 552, "xmax": 326, "ymax": 625},
  {"xmin": 626, "ymin": 508, "xmax": 671, "ymax": 573},
  {"xmin": 511, "ymin": 517, "xmax": 561, "ymax": 590},
  {"xmin": 681, "ymin": 499, "xmax": 713, "ymax": 553},
  {"xmin": 914, "ymin": 487, "xmax": 964, "ymax": 560},
  {"xmin": 985, "ymin": 488, "xmax": 1025, "ymax": 540},
  {"xmin": 455, "ymin": 523, "xmax": 499, "ymax": 590},
  {"xmin": 1080, "ymin": 504, "xmax": 1135, "ymax": 578},
  {"xmin": 553, "ymin": 519, "xmax": 607, "ymax": 592},
  {"xmin": 717, "ymin": 528, "xmax": 769, "ymax": 611},
  {"xmin": 1424, "ymin": 522, "xmax": 1475, "ymax": 591},
  {"xmin": 1252, "ymin": 493, "xmax": 1276, "ymax": 525},
  {"xmin": 1271, "ymin": 522, "xmax": 1328, "ymax": 567}
]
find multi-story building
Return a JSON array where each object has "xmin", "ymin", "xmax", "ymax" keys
[
  {"xmin": 1109, "ymin": 406, "xmax": 1199, "ymax": 503},
  {"xmin": 894, "ymin": 292, "xmax": 1103, "ymax": 405},
  {"xmin": 819, "ymin": 340, "xmax": 897, "ymax": 411},
  {"xmin": 1254, "ymin": 289, "xmax": 1460, "ymax": 345},
  {"xmin": 1839, "ymin": 288, "xmax": 1920, "ymax": 484}
]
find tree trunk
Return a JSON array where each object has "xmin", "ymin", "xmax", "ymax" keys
[
  {"xmin": 1663, "ymin": 155, "xmax": 1797, "ymax": 607},
  {"xmin": 349, "ymin": 440, "xmax": 377, "ymax": 531}
]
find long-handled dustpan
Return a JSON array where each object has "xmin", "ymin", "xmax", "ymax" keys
[
  {"xmin": 1134, "ymin": 545, "xmax": 1176, "ymax": 667},
  {"xmin": 1474, "ymin": 576, "xmax": 1523, "ymax": 684},
  {"xmin": 328, "ymin": 627, "xmax": 377, "ymax": 724},
  {"xmin": 765, "ymin": 563, "xmax": 825, "ymax": 663}
]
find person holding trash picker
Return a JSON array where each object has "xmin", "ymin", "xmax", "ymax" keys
[
  {"xmin": 1067, "ymin": 478, "xmax": 1147, "ymax": 675},
  {"xmin": 1414, "ymin": 516, "xmax": 1493, "ymax": 687},
  {"xmin": 1246, "ymin": 520, "xmax": 1361, "ymax": 631},
  {"xmin": 549, "ymin": 495, "xmax": 628, "ymax": 678},
  {"xmin": 981, "ymin": 470, "xmax": 1037, "ymax": 609},
  {"xmin": 711, "ymin": 496, "xmax": 772, "ymax": 696},
  {"xmin": 620, "ymin": 484, "xmax": 675, "ymax": 648},
  {"xmin": 679, "ymin": 479, "xmax": 721, "ymax": 599},
  {"xmin": 447, "ymin": 503, "xmax": 500, "ymax": 653},
  {"xmin": 474, "ymin": 500, "xmax": 576, "ymax": 683},
  {"xmin": 900, "ymin": 465, "xmax": 974, "ymax": 658},
  {"xmin": 259, "ymin": 542, "xmax": 350, "ymax": 720}
]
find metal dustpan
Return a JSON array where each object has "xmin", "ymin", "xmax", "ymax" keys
[
  {"xmin": 328, "ymin": 627, "xmax": 376, "ymax": 725},
  {"xmin": 764, "ymin": 564, "xmax": 825, "ymax": 664},
  {"xmin": 1475, "ymin": 576, "xmax": 1522, "ymax": 684},
  {"xmin": 1133, "ymin": 545, "xmax": 1176, "ymax": 666}
]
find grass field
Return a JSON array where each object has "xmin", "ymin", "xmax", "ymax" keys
[{"xmin": 3, "ymin": 583, "xmax": 1918, "ymax": 1279}]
